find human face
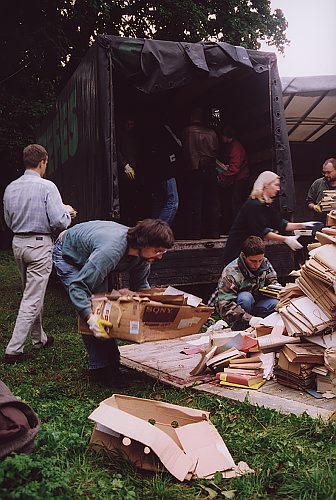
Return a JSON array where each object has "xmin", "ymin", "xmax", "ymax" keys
[
  {"xmin": 139, "ymin": 247, "xmax": 168, "ymax": 263},
  {"xmin": 263, "ymin": 178, "xmax": 280, "ymax": 199},
  {"xmin": 243, "ymin": 253, "xmax": 264, "ymax": 272},
  {"xmin": 322, "ymin": 162, "xmax": 336, "ymax": 183}
]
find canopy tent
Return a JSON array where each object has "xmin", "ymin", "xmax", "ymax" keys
[{"xmin": 281, "ymin": 76, "xmax": 336, "ymax": 143}]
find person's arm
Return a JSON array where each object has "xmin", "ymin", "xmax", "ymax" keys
[
  {"xmin": 68, "ymin": 251, "xmax": 118, "ymax": 320},
  {"xmin": 223, "ymin": 141, "xmax": 244, "ymax": 178},
  {"xmin": 265, "ymin": 261, "xmax": 280, "ymax": 286},
  {"xmin": 46, "ymin": 182, "xmax": 72, "ymax": 231},
  {"xmin": 306, "ymin": 180, "xmax": 318, "ymax": 209},
  {"xmin": 129, "ymin": 261, "xmax": 151, "ymax": 291}
]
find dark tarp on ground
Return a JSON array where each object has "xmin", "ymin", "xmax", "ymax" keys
[{"xmin": 37, "ymin": 35, "xmax": 294, "ymax": 223}]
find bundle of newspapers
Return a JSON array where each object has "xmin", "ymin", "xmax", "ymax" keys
[{"xmin": 278, "ymin": 243, "xmax": 336, "ymax": 336}]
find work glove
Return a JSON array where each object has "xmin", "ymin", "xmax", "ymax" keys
[
  {"xmin": 284, "ymin": 235, "xmax": 303, "ymax": 251},
  {"xmin": 249, "ymin": 316, "xmax": 263, "ymax": 327},
  {"xmin": 313, "ymin": 202, "xmax": 322, "ymax": 213},
  {"xmin": 87, "ymin": 314, "xmax": 112, "ymax": 340},
  {"xmin": 302, "ymin": 221, "xmax": 324, "ymax": 231},
  {"xmin": 124, "ymin": 164, "xmax": 135, "ymax": 180}
]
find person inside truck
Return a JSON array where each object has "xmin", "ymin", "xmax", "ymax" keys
[
  {"xmin": 116, "ymin": 113, "xmax": 140, "ymax": 226},
  {"xmin": 137, "ymin": 110, "xmax": 180, "ymax": 226},
  {"xmin": 223, "ymin": 170, "xmax": 323, "ymax": 265},
  {"xmin": 181, "ymin": 107, "xmax": 220, "ymax": 239},
  {"xmin": 52, "ymin": 218, "xmax": 174, "ymax": 387},
  {"xmin": 208, "ymin": 236, "xmax": 280, "ymax": 330},
  {"xmin": 216, "ymin": 125, "xmax": 249, "ymax": 233},
  {"xmin": 306, "ymin": 157, "xmax": 336, "ymax": 223}
]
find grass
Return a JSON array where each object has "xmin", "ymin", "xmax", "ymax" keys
[{"xmin": 0, "ymin": 250, "xmax": 335, "ymax": 499}]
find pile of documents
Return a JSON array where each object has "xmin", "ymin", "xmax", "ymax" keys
[
  {"xmin": 274, "ymin": 343, "xmax": 326, "ymax": 390},
  {"xmin": 278, "ymin": 243, "xmax": 336, "ymax": 336},
  {"xmin": 319, "ymin": 190, "xmax": 336, "ymax": 211}
]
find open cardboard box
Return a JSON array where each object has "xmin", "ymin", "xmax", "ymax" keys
[
  {"xmin": 89, "ymin": 394, "xmax": 252, "ymax": 481},
  {"xmin": 78, "ymin": 288, "xmax": 213, "ymax": 343}
]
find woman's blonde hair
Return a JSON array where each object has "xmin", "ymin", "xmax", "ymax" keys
[{"xmin": 250, "ymin": 171, "xmax": 280, "ymax": 204}]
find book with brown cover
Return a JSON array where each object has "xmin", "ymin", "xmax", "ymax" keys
[
  {"xmin": 216, "ymin": 372, "xmax": 263, "ymax": 386},
  {"xmin": 277, "ymin": 351, "xmax": 312, "ymax": 375},
  {"xmin": 282, "ymin": 343, "xmax": 325, "ymax": 364},
  {"xmin": 229, "ymin": 362, "xmax": 263, "ymax": 370}
]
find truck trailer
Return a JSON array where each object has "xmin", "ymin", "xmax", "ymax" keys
[{"xmin": 37, "ymin": 35, "xmax": 295, "ymax": 293}]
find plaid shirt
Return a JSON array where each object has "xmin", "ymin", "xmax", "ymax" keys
[
  {"xmin": 3, "ymin": 170, "xmax": 71, "ymax": 234},
  {"xmin": 208, "ymin": 253, "xmax": 278, "ymax": 324}
]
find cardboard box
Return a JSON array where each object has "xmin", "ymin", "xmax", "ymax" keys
[
  {"xmin": 88, "ymin": 394, "xmax": 252, "ymax": 481},
  {"xmin": 78, "ymin": 289, "xmax": 213, "ymax": 343}
]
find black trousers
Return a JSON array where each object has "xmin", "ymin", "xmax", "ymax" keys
[{"xmin": 180, "ymin": 168, "xmax": 220, "ymax": 239}]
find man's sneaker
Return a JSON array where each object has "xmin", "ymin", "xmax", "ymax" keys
[
  {"xmin": 43, "ymin": 336, "xmax": 54, "ymax": 348},
  {"xmin": 4, "ymin": 352, "xmax": 33, "ymax": 364}
]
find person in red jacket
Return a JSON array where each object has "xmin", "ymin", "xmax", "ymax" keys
[{"xmin": 217, "ymin": 126, "xmax": 249, "ymax": 231}]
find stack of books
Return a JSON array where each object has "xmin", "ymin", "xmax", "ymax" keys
[
  {"xmin": 216, "ymin": 356, "xmax": 265, "ymax": 389},
  {"xmin": 320, "ymin": 190, "xmax": 336, "ymax": 212},
  {"xmin": 274, "ymin": 343, "xmax": 325, "ymax": 390},
  {"xmin": 258, "ymin": 284, "xmax": 283, "ymax": 299},
  {"xmin": 313, "ymin": 366, "xmax": 336, "ymax": 394}
]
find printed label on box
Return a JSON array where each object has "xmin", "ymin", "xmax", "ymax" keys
[
  {"xmin": 103, "ymin": 302, "xmax": 112, "ymax": 321},
  {"xmin": 130, "ymin": 321, "xmax": 140, "ymax": 335},
  {"xmin": 143, "ymin": 305, "xmax": 178, "ymax": 323},
  {"xmin": 177, "ymin": 317, "xmax": 201, "ymax": 329}
]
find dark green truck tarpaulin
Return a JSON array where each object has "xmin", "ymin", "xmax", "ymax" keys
[{"xmin": 37, "ymin": 35, "xmax": 294, "ymax": 224}]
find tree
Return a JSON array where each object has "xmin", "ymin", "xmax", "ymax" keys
[{"xmin": 0, "ymin": 0, "xmax": 288, "ymax": 178}]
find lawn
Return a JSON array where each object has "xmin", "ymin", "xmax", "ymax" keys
[{"xmin": 0, "ymin": 250, "xmax": 335, "ymax": 499}]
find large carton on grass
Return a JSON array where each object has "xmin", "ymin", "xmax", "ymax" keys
[
  {"xmin": 78, "ymin": 289, "xmax": 213, "ymax": 343},
  {"xmin": 89, "ymin": 394, "xmax": 252, "ymax": 481}
]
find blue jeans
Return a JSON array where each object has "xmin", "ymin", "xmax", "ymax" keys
[
  {"xmin": 152, "ymin": 178, "xmax": 179, "ymax": 226},
  {"xmin": 232, "ymin": 291, "xmax": 278, "ymax": 331},
  {"xmin": 52, "ymin": 240, "xmax": 120, "ymax": 370}
]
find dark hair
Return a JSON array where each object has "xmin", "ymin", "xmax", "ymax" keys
[
  {"xmin": 220, "ymin": 125, "xmax": 235, "ymax": 138},
  {"xmin": 127, "ymin": 219, "xmax": 174, "ymax": 249},
  {"xmin": 23, "ymin": 144, "xmax": 48, "ymax": 169},
  {"xmin": 323, "ymin": 158, "xmax": 336, "ymax": 170},
  {"xmin": 242, "ymin": 236, "xmax": 265, "ymax": 256}
]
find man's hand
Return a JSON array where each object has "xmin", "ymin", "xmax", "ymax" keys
[
  {"xmin": 249, "ymin": 316, "xmax": 263, "ymax": 327},
  {"xmin": 64, "ymin": 204, "xmax": 77, "ymax": 218},
  {"xmin": 313, "ymin": 202, "xmax": 322, "ymax": 213},
  {"xmin": 124, "ymin": 164, "xmax": 135, "ymax": 180},
  {"xmin": 87, "ymin": 314, "xmax": 112, "ymax": 340},
  {"xmin": 284, "ymin": 235, "xmax": 303, "ymax": 251}
]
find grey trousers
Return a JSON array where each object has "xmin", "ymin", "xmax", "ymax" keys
[{"xmin": 6, "ymin": 234, "xmax": 53, "ymax": 355}]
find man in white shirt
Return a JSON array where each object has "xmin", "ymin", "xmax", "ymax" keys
[{"xmin": 3, "ymin": 144, "xmax": 72, "ymax": 363}]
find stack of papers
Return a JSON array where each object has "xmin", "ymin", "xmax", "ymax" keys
[
  {"xmin": 279, "ymin": 296, "xmax": 335, "ymax": 336},
  {"xmin": 320, "ymin": 190, "xmax": 336, "ymax": 212}
]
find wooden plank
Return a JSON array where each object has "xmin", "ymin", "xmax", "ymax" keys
[
  {"xmin": 120, "ymin": 334, "xmax": 210, "ymax": 388},
  {"xmin": 195, "ymin": 383, "xmax": 336, "ymax": 421},
  {"xmin": 119, "ymin": 335, "xmax": 336, "ymax": 421}
]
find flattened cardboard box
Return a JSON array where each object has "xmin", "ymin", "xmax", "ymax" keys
[
  {"xmin": 78, "ymin": 291, "xmax": 213, "ymax": 343},
  {"xmin": 88, "ymin": 394, "xmax": 253, "ymax": 481}
]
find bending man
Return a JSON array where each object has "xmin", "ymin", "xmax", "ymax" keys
[{"xmin": 52, "ymin": 218, "xmax": 174, "ymax": 387}]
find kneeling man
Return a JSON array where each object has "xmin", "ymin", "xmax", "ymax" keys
[{"xmin": 209, "ymin": 236, "xmax": 279, "ymax": 330}]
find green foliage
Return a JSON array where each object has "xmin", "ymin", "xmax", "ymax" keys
[
  {"xmin": 0, "ymin": 0, "xmax": 289, "ymax": 179},
  {"xmin": 0, "ymin": 250, "xmax": 335, "ymax": 499}
]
